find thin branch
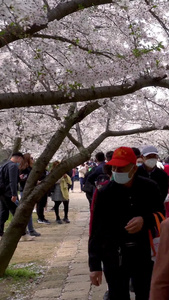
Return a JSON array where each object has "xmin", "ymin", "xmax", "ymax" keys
[
  {"xmin": 67, "ymin": 132, "xmax": 83, "ymax": 150},
  {"xmin": 43, "ymin": 0, "xmax": 51, "ymax": 12},
  {"xmin": 105, "ymin": 117, "xmax": 110, "ymax": 131},
  {"xmin": 87, "ymin": 126, "xmax": 169, "ymax": 153},
  {"xmin": 25, "ymin": 110, "xmax": 57, "ymax": 119},
  {"xmin": 51, "ymin": 105, "xmax": 61, "ymax": 121},
  {"xmin": 32, "ymin": 33, "xmax": 115, "ymax": 60},
  {"xmin": 144, "ymin": 0, "xmax": 169, "ymax": 38}
]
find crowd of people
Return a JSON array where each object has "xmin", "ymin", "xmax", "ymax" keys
[
  {"xmin": 0, "ymin": 145, "xmax": 169, "ymax": 299},
  {"xmin": 0, "ymin": 154, "xmax": 74, "ymax": 241},
  {"xmin": 86, "ymin": 146, "xmax": 169, "ymax": 300}
]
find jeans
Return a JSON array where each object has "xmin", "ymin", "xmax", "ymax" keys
[
  {"xmin": 20, "ymin": 191, "xmax": 34, "ymax": 232},
  {"xmin": 79, "ymin": 177, "xmax": 84, "ymax": 191}
]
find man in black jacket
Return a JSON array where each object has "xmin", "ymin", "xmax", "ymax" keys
[
  {"xmin": 137, "ymin": 145, "xmax": 168, "ymax": 211},
  {"xmin": 0, "ymin": 152, "xmax": 24, "ymax": 236},
  {"xmin": 88, "ymin": 147, "xmax": 164, "ymax": 300}
]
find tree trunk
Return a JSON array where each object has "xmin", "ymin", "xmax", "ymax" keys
[
  {"xmin": 0, "ymin": 149, "xmax": 91, "ymax": 276},
  {"xmin": 12, "ymin": 137, "xmax": 22, "ymax": 154}
]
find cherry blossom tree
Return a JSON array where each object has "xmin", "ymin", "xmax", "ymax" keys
[{"xmin": 1, "ymin": 0, "xmax": 169, "ymax": 274}]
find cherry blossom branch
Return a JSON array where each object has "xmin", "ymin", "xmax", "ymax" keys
[
  {"xmin": 87, "ymin": 126, "xmax": 169, "ymax": 153},
  {"xmin": 0, "ymin": 0, "xmax": 113, "ymax": 48},
  {"xmin": 0, "ymin": 75, "xmax": 168, "ymax": 110},
  {"xmin": 32, "ymin": 33, "xmax": 115, "ymax": 60},
  {"xmin": 144, "ymin": 0, "xmax": 169, "ymax": 38}
]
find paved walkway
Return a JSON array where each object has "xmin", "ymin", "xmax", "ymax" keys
[{"xmin": 29, "ymin": 181, "xmax": 134, "ymax": 300}]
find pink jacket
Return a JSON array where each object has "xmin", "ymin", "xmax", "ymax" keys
[{"xmin": 150, "ymin": 218, "xmax": 169, "ymax": 300}]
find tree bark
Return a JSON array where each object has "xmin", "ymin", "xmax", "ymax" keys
[{"xmin": 0, "ymin": 76, "xmax": 168, "ymax": 110}]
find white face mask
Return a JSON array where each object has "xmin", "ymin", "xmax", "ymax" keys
[
  {"xmin": 144, "ymin": 158, "xmax": 157, "ymax": 169},
  {"xmin": 113, "ymin": 166, "xmax": 134, "ymax": 185}
]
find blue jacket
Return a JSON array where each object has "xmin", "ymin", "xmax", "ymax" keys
[{"xmin": 88, "ymin": 161, "xmax": 105, "ymax": 186}]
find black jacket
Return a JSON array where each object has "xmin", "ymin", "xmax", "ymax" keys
[
  {"xmin": 88, "ymin": 162, "xmax": 105, "ymax": 186},
  {"xmin": 88, "ymin": 175, "xmax": 164, "ymax": 272},
  {"xmin": 19, "ymin": 166, "xmax": 32, "ymax": 192},
  {"xmin": 2, "ymin": 161, "xmax": 19, "ymax": 197},
  {"xmin": 137, "ymin": 165, "xmax": 168, "ymax": 203},
  {"xmin": 83, "ymin": 168, "xmax": 96, "ymax": 194}
]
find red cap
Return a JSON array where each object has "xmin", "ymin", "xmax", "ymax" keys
[{"xmin": 107, "ymin": 147, "xmax": 137, "ymax": 167}]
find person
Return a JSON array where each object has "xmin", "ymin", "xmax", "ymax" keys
[
  {"xmin": 164, "ymin": 156, "xmax": 169, "ymax": 177},
  {"xmin": 163, "ymin": 159, "xmax": 169, "ymax": 217},
  {"xmin": 132, "ymin": 147, "xmax": 141, "ymax": 159},
  {"xmin": 88, "ymin": 152, "xmax": 106, "ymax": 187},
  {"xmin": 150, "ymin": 218, "xmax": 169, "ymax": 300},
  {"xmin": 137, "ymin": 145, "xmax": 168, "ymax": 211},
  {"xmin": 89, "ymin": 164, "xmax": 111, "ymax": 236},
  {"xmin": 36, "ymin": 169, "xmax": 50, "ymax": 224},
  {"xmin": 78, "ymin": 164, "xmax": 87, "ymax": 192},
  {"xmin": 70, "ymin": 168, "xmax": 76, "ymax": 192},
  {"xmin": 0, "ymin": 152, "xmax": 33, "ymax": 241},
  {"xmin": 19, "ymin": 153, "xmax": 41, "ymax": 237},
  {"xmin": 106, "ymin": 151, "xmax": 114, "ymax": 162},
  {"xmin": 83, "ymin": 163, "xmax": 96, "ymax": 209},
  {"xmin": 51, "ymin": 161, "xmax": 72, "ymax": 224},
  {"xmin": 136, "ymin": 157, "xmax": 144, "ymax": 166},
  {"xmin": 88, "ymin": 146, "xmax": 164, "ymax": 300}
]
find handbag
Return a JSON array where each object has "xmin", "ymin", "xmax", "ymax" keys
[{"xmin": 148, "ymin": 212, "xmax": 165, "ymax": 261}]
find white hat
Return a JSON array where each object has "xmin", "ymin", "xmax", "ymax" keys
[{"xmin": 141, "ymin": 146, "xmax": 158, "ymax": 157}]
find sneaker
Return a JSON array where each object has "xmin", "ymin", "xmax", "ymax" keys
[
  {"xmin": 29, "ymin": 230, "xmax": 41, "ymax": 237},
  {"xmin": 103, "ymin": 291, "xmax": 110, "ymax": 300},
  {"xmin": 63, "ymin": 218, "xmax": 70, "ymax": 223},
  {"xmin": 43, "ymin": 219, "xmax": 50, "ymax": 224},
  {"xmin": 56, "ymin": 219, "xmax": 63, "ymax": 224},
  {"xmin": 20, "ymin": 234, "xmax": 35, "ymax": 242},
  {"xmin": 37, "ymin": 219, "xmax": 44, "ymax": 224}
]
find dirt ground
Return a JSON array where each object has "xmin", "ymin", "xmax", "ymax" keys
[{"xmin": 0, "ymin": 181, "xmax": 83, "ymax": 300}]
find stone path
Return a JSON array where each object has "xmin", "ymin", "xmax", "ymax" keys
[{"xmin": 29, "ymin": 181, "xmax": 134, "ymax": 300}]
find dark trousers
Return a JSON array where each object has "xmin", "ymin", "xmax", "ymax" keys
[
  {"xmin": 103, "ymin": 245, "xmax": 153, "ymax": 300},
  {"xmin": 0, "ymin": 195, "xmax": 17, "ymax": 236},
  {"xmin": 71, "ymin": 177, "xmax": 75, "ymax": 191},
  {"xmin": 36, "ymin": 194, "xmax": 48, "ymax": 221},
  {"xmin": 86, "ymin": 192, "xmax": 93, "ymax": 209},
  {"xmin": 54, "ymin": 201, "xmax": 69, "ymax": 220}
]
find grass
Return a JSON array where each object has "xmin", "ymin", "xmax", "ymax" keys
[
  {"xmin": 0, "ymin": 262, "xmax": 45, "ymax": 280},
  {"xmin": 0, "ymin": 263, "xmax": 45, "ymax": 300},
  {"xmin": 4, "ymin": 267, "xmax": 37, "ymax": 279}
]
